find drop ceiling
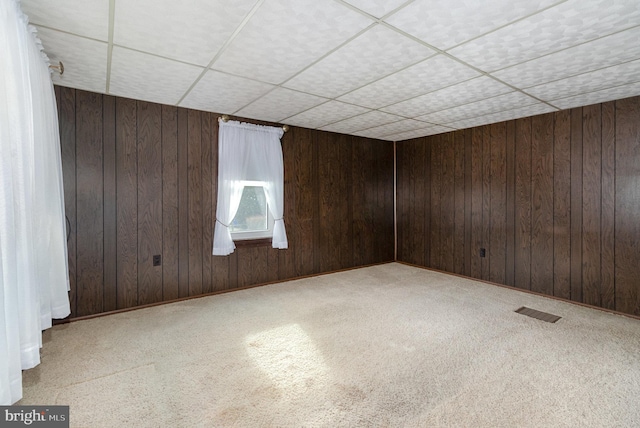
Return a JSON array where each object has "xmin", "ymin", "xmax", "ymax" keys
[{"xmin": 22, "ymin": 0, "xmax": 640, "ymax": 142}]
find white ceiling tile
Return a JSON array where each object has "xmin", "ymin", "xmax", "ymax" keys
[
  {"xmin": 36, "ymin": 27, "xmax": 107, "ymax": 93},
  {"xmin": 319, "ymin": 111, "xmax": 401, "ymax": 134},
  {"xmin": 109, "ymin": 47, "xmax": 204, "ymax": 105},
  {"xmin": 550, "ymin": 81, "xmax": 640, "ymax": 110},
  {"xmin": 337, "ymin": 55, "xmax": 480, "ymax": 109},
  {"xmin": 114, "ymin": 0, "xmax": 257, "ymax": 66},
  {"xmin": 180, "ymin": 70, "xmax": 274, "ymax": 115},
  {"xmin": 381, "ymin": 76, "xmax": 513, "ymax": 118},
  {"xmin": 236, "ymin": 88, "xmax": 327, "ymax": 123},
  {"xmin": 285, "ymin": 101, "xmax": 370, "ymax": 129},
  {"xmin": 525, "ymin": 60, "xmax": 640, "ymax": 101},
  {"xmin": 213, "ymin": 0, "xmax": 372, "ymax": 84},
  {"xmin": 284, "ymin": 24, "xmax": 436, "ymax": 98},
  {"xmin": 355, "ymin": 119, "xmax": 434, "ymax": 138},
  {"xmin": 450, "ymin": 0, "xmax": 640, "ymax": 72},
  {"xmin": 445, "ymin": 103, "xmax": 557, "ymax": 129},
  {"xmin": 341, "ymin": 0, "xmax": 410, "ymax": 18},
  {"xmin": 417, "ymin": 92, "xmax": 540, "ymax": 124},
  {"xmin": 387, "ymin": 126, "xmax": 455, "ymax": 141},
  {"xmin": 385, "ymin": 0, "xmax": 560, "ymax": 50},
  {"xmin": 22, "ymin": 0, "xmax": 109, "ymax": 41},
  {"xmin": 493, "ymin": 26, "xmax": 640, "ymax": 88}
]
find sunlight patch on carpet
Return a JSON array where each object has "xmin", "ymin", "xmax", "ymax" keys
[{"xmin": 245, "ymin": 324, "xmax": 330, "ymax": 392}]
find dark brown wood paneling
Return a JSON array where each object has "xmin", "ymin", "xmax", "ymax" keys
[
  {"xmin": 463, "ymin": 130, "xmax": 473, "ymax": 277},
  {"xmin": 58, "ymin": 87, "xmax": 77, "ymax": 317},
  {"xmin": 453, "ymin": 131, "xmax": 465, "ymax": 275},
  {"xmin": 103, "ymin": 95, "xmax": 117, "ymax": 312},
  {"xmin": 137, "ymin": 101, "xmax": 163, "ymax": 305},
  {"xmin": 489, "ymin": 123, "xmax": 506, "ymax": 284},
  {"xmin": 514, "ymin": 117, "xmax": 532, "ymax": 290},
  {"xmin": 177, "ymin": 108, "xmax": 189, "ymax": 298},
  {"xmin": 430, "ymin": 135, "xmax": 443, "ymax": 269},
  {"xmin": 318, "ymin": 131, "xmax": 340, "ymax": 272},
  {"xmin": 187, "ymin": 110, "xmax": 203, "ymax": 296},
  {"xmin": 582, "ymin": 104, "xmax": 602, "ymax": 307},
  {"xmin": 481, "ymin": 126, "xmax": 491, "ymax": 281},
  {"xmin": 413, "ymin": 138, "xmax": 426, "ymax": 267},
  {"xmin": 116, "ymin": 97, "xmax": 138, "ymax": 309},
  {"xmin": 553, "ymin": 110, "xmax": 571, "ymax": 300},
  {"xmin": 340, "ymin": 134, "xmax": 354, "ymax": 269},
  {"xmin": 505, "ymin": 121, "xmax": 516, "ymax": 286},
  {"xmin": 470, "ymin": 128, "xmax": 483, "ymax": 279},
  {"xmin": 395, "ymin": 95, "xmax": 640, "ymax": 317},
  {"xmin": 75, "ymin": 90, "xmax": 104, "ymax": 316},
  {"xmin": 162, "ymin": 105, "xmax": 179, "ymax": 300},
  {"xmin": 570, "ymin": 107, "xmax": 584, "ymax": 303},
  {"xmin": 201, "ymin": 113, "xmax": 214, "ymax": 294},
  {"xmin": 615, "ymin": 97, "xmax": 640, "ymax": 315},
  {"xmin": 600, "ymin": 101, "xmax": 616, "ymax": 310},
  {"xmin": 441, "ymin": 133, "xmax": 455, "ymax": 272},
  {"xmin": 530, "ymin": 113, "xmax": 554, "ymax": 296}
]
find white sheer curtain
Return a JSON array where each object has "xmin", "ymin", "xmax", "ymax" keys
[
  {"xmin": 212, "ymin": 120, "xmax": 287, "ymax": 256},
  {"xmin": 1, "ymin": 0, "xmax": 71, "ymax": 405}
]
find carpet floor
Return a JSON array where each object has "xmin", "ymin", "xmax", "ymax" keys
[{"xmin": 19, "ymin": 263, "xmax": 640, "ymax": 427}]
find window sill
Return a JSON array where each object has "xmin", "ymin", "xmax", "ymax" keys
[{"xmin": 233, "ymin": 238, "xmax": 272, "ymax": 248}]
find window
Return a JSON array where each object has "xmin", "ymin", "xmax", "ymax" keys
[
  {"xmin": 212, "ymin": 119, "xmax": 288, "ymax": 256},
  {"xmin": 229, "ymin": 182, "xmax": 274, "ymax": 240}
]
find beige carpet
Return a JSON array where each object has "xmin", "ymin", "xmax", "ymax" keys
[{"xmin": 19, "ymin": 263, "xmax": 640, "ymax": 427}]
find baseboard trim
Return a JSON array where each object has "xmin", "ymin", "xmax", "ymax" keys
[
  {"xmin": 396, "ymin": 261, "xmax": 640, "ymax": 321},
  {"xmin": 58, "ymin": 260, "xmax": 395, "ymax": 323}
]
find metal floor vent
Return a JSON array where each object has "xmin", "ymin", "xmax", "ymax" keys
[{"xmin": 515, "ymin": 307, "xmax": 562, "ymax": 323}]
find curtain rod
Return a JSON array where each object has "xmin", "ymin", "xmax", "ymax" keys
[
  {"xmin": 219, "ymin": 114, "xmax": 289, "ymax": 132},
  {"xmin": 49, "ymin": 61, "xmax": 64, "ymax": 75}
]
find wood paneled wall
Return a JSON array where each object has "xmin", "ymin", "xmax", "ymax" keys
[
  {"xmin": 397, "ymin": 96, "xmax": 640, "ymax": 316},
  {"xmin": 56, "ymin": 87, "xmax": 394, "ymax": 318}
]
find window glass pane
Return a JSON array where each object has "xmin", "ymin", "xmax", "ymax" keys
[{"xmin": 230, "ymin": 186, "xmax": 268, "ymax": 232}]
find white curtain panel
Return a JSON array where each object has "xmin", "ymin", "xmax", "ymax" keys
[
  {"xmin": 1, "ymin": 0, "xmax": 71, "ymax": 405},
  {"xmin": 212, "ymin": 120, "xmax": 287, "ymax": 256}
]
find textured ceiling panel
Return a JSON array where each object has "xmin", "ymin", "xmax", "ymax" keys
[
  {"xmin": 385, "ymin": 0, "xmax": 561, "ymax": 50},
  {"xmin": 180, "ymin": 70, "xmax": 274, "ymax": 114},
  {"xmin": 25, "ymin": 0, "xmax": 640, "ymax": 142},
  {"xmin": 235, "ymin": 87, "xmax": 327, "ymax": 122},
  {"xmin": 337, "ymin": 55, "xmax": 480, "ymax": 109},
  {"xmin": 551, "ymin": 81, "xmax": 640, "ymax": 110},
  {"xmin": 354, "ymin": 119, "xmax": 434, "ymax": 139},
  {"xmin": 417, "ymin": 91, "xmax": 541, "ymax": 124},
  {"xmin": 525, "ymin": 60, "xmax": 640, "ymax": 101},
  {"xmin": 284, "ymin": 101, "xmax": 370, "ymax": 129},
  {"xmin": 36, "ymin": 27, "xmax": 107, "ymax": 93},
  {"xmin": 493, "ymin": 26, "xmax": 640, "ymax": 88},
  {"xmin": 445, "ymin": 103, "xmax": 557, "ymax": 129},
  {"xmin": 384, "ymin": 125, "xmax": 455, "ymax": 142},
  {"xmin": 381, "ymin": 76, "xmax": 514, "ymax": 118},
  {"xmin": 341, "ymin": 0, "xmax": 410, "ymax": 19},
  {"xmin": 109, "ymin": 47, "xmax": 204, "ymax": 105},
  {"xmin": 21, "ymin": 0, "xmax": 109, "ymax": 41},
  {"xmin": 450, "ymin": 0, "xmax": 640, "ymax": 72},
  {"xmin": 319, "ymin": 111, "xmax": 401, "ymax": 134},
  {"xmin": 284, "ymin": 24, "xmax": 436, "ymax": 98},
  {"xmin": 114, "ymin": 0, "xmax": 257, "ymax": 66},
  {"xmin": 212, "ymin": 0, "xmax": 372, "ymax": 84}
]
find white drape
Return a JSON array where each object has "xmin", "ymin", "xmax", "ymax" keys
[
  {"xmin": 212, "ymin": 120, "xmax": 287, "ymax": 256},
  {"xmin": 1, "ymin": 0, "xmax": 71, "ymax": 405}
]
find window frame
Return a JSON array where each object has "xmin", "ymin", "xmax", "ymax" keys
[{"xmin": 229, "ymin": 181, "xmax": 274, "ymax": 242}]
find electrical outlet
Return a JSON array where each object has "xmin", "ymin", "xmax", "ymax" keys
[
  {"xmin": 479, "ymin": 248, "xmax": 486, "ymax": 258},
  {"xmin": 153, "ymin": 255, "xmax": 161, "ymax": 266}
]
